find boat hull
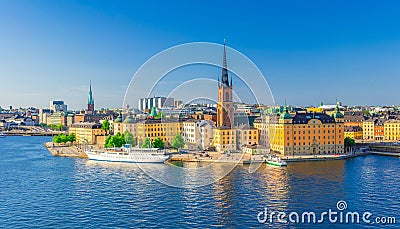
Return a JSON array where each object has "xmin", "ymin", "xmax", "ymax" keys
[
  {"xmin": 85, "ymin": 149, "xmax": 169, "ymax": 163},
  {"xmin": 266, "ymin": 160, "xmax": 287, "ymax": 166}
]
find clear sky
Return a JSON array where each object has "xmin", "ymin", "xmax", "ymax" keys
[{"xmin": 1, "ymin": 0, "xmax": 400, "ymax": 109}]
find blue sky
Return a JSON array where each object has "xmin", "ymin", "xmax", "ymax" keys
[{"xmin": 1, "ymin": 0, "xmax": 400, "ymax": 109}]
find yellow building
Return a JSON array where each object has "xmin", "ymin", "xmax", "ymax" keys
[
  {"xmin": 344, "ymin": 126, "xmax": 363, "ymax": 140},
  {"xmin": 306, "ymin": 107, "xmax": 324, "ymax": 113},
  {"xmin": 384, "ymin": 120, "xmax": 400, "ymax": 141},
  {"xmin": 68, "ymin": 122, "xmax": 106, "ymax": 145},
  {"xmin": 213, "ymin": 127, "xmax": 237, "ymax": 152},
  {"xmin": 362, "ymin": 120, "xmax": 375, "ymax": 141},
  {"xmin": 268, "ymin": 105, "xmax": 345, "ymax": 156},
  {"xmin": 136, "ymin": 119, "xmax": 182, "ymax": 146}
]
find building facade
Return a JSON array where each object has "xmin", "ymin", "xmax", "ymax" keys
[
  {"xmin": 136, "ymin": 119, "xmax": 182, "ymax": 147},
  {"xmin": 68, "ymin": 122, "xmax": 106, "ymax": 145},
  {"xmin": 50, "ymin": 101, "xmax": 67, "ymax": 112},
  {"xmin": 384, "ymin": 120, "xmax": 400, "ymax": 141},
  {"xmin": 269, "ymin": 105, "xmax": 345, "ymax": 156}
]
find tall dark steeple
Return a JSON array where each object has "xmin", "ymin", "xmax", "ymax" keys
[
  {"xmin": 217, "ymin": 39, "xmax": 234, "ymax": 127},
  {"xmin": 87, "ymin": 81, "xmax": 95, "ymax": 113},
  {"xmin": 221, "ymin": 39, "xmax": 230, "ymax": 87}
]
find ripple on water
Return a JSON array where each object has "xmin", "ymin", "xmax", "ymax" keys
[{"xmin": 0, "ymin": 137, "xmax": 399, "ymax": 228}]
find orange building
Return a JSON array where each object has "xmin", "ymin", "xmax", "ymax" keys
[{"xmin": 269, "ymin": 105, "xmax": 345, "ymax": 156}]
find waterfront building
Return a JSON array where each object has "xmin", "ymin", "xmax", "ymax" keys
[
  {"xmin": 213, "ymin": 127, "xmax": 237, "ymax": 152},
  {"xmin": 136, "ymin": 119, "xmax": 182, "ymax": 147},
  {"xmin": 182, "ymin": 120, "xmax": 214, "ymax": 150},
  {"xmin": 68, "ymin": 122, "xmax": 106, "ymax": 145},
  {"xmin": 182, "ymin": 120, "xmax": 200, "ymax": 150},
  {"xmin": 268, "ymin": 104, "xmax": 345, "ymax": 156},
  {"xmin": 49, "ymin": 100, "xmax": 67, "ymax": 112},
  {"xmin": 199, "ymin": 120, "xmax": 214, "ymax": 150},
  {"xmin": 122, "ymin": 115, "xmax": 138, "ymax": 137},
  {"xmin": 384, "ymin": 119, "xmax": 400, "ymax": 141},
  {"xmin": 236, "ymin": 124, "xmax": 259, "ymax": 148}
]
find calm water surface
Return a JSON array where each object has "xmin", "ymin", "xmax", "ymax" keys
[{"xmin": 1, "ymin": 136, "xmax": 399, "ymax": 228}]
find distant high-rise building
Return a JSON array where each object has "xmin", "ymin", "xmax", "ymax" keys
[
  {"xmin": 87, "ymin": 81, "xmax": 95, "ymax": 113},
  {"xmin": 138, "ymin": 96, "xmax": 175, "ymax": 111},
  {"xmin": 49, "ymin": 100, "xmax": 67, "ymax": 112}
]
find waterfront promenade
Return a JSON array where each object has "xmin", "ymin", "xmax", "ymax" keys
[{"xmin": 44, "ymin": 142, "xmax": 88, "ymax": 158}]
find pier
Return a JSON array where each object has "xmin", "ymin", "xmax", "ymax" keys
[
  {"xmin": 369, "ymin": 151, "xmax": 400, "ymax": 157},
  {"xmin": 44, "ymin": 142, "xmax": 88, "ymax": 158}
]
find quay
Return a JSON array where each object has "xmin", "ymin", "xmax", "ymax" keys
[
  {"xmin": 44, "ymin": 142, "xmax": 88, "ymax": 158},
  {"xmin": 369, "ymin": 151, "xmax": 400, "ymax": 157}
]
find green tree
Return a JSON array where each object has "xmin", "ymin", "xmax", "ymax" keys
[
  {"xmin": 142, "ymin": 138, "xmax": 152, "ymax": 148},
  {"xmin": 155, "ymin": 112, "xmax": 165, "ymax": 120},
  {"xmin": 152, "ymin": 137, "xmax": 164, "ymax": 149},
  {"xmin": 344, "ymin": 137, "xmax": 356, "ymax": 147},
  {"xmin": 67, "ymin": 133, "xmax": 76, "ymax": 142},
  {"xmin": 123, "ymin": 130, "xmax": 136, "ymax": 146},
  {"xmin": 363, "ymin": 110, "xmax": 371, "ymax": 117},
  {"xmin": 102, "ymin": 119, "xmax": 110, "ymax": 134},
  {"xmin": 104, "ymin": 135, "xmax": 112, "ymax": 148},
  {"xmin": 112, "ymin": 132, "xmax": 126, "ymax": 147},
  {"xmin": 56, "ymin": 124, "xmax": 64, "ymax": 131},
  {"xmin": 171, "ymin": 134, "xmax": 185, "ymax": 151},
  {"xmin": 59, "ymin": 133, "xmax": 68, "ymax": 143},
  {"xmin": 52, "ymin": 134, "xmax": 61, "ymax": 143}
]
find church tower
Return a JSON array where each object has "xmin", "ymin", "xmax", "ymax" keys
[
  {"xmin": 87, "ymin": 81, "xmax": 95, "ymax": 113},
  {"xmin": 217, "ymin": 40, "xmax": 234, "ymax": 127}
]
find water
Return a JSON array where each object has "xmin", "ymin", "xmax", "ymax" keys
[{"xmin": 1, "ymin": 136, "xmax": 399, "ymax": 228}]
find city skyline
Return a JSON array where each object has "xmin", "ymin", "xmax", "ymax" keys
[{"xmin": 1, "ymin": 0, "xmax": 400, "ymax": 109}]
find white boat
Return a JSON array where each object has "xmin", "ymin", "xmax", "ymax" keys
[
  {"xmin": 266, "ymin": 155, "xmax": 287, "ymax": 166},
  {"xmin": 0, "ymin": 132, "xmax": 6, "ymax": 138},
  {"xmin": 85, "ymin": 144, "xmax": 170, "ymax": 163}
]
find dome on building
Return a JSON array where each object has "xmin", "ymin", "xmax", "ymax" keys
[
  {"xmin": 114, "ymin": 114, "xmax": 123, "ymax": 123},
  {"xmin": 123, "ymin": 115, "xmax": 136, "ymax": 123},
  {"xmin": 280, "ymin": 106, "xmax": 292, "ymax": 119},
  {"xmin": 333, "ymin": 104, "xmax": 344, "ymax": 118}
]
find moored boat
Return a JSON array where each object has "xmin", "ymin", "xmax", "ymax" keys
[
  {"xmin": 0, "ymin": 132, "xmax": 6, "ymax": 138},
  {"xmin": 266, "ymin": 155, "xmax": 287, "ymax": 166},
  {"xmin": 85, "ymin": 144, "xmax": 170, "ymax": 163}
]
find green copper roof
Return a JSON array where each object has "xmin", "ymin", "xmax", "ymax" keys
[
  {"xmin": 114, "ymin": 113, "xmax": 123, "ymax": 123},
  {"xmin": 333, "ymin": 104, "xmax": 344, "ymax": 118},
  {"xmin": 280, "ymin": 106, "xmax": 292, "ymax": 119},
  {"xmin": 88, "ymin": 81, "xmax": 94, "ymax": 105},
  {"xmin": 123, "ymin": 115, "xmax": 136, "ymax": 123},
  {"xmin": 149, "ymin": 106, "xmax": 157, "ymax": 117}
]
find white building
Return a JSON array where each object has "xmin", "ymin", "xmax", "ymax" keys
[
  {"xmin": 138, "ymin": 97, "xmax": 175, "ymax": 111},
  {"xmin": 50, "ymin": 101, "xmax": 67, "ymax": 112},
  {"xmin": 182, "ymin": 120, "xmax": 214, "ymax": 150}
]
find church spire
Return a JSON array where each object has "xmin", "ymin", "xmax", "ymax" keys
[
  {"xmin": 87, "ymin": 81, "xmax": 94, "ymax": 113},
  {"xmin": 88, "ymin": 80, "xmax": 94, "ymax": 105},
  {"xmin": 221, "ymin": 39, "xmax": 230, "ymax": 87}
]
